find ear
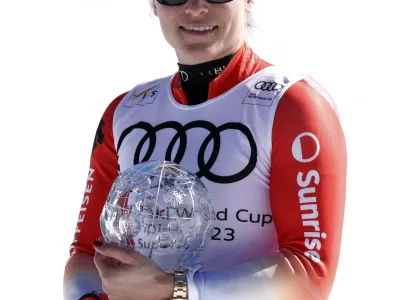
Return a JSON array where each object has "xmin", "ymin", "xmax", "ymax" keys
[
  {"xmin": 153, "ymin": 4, "xmax": 159, "ymax": 17},
  {"xmin": 245, "ymin": 0, "xmax": 253, "ymax": 11},
  {"xmin": 246, "ymin": 0, "xmax": 254, "ymax": 10}
]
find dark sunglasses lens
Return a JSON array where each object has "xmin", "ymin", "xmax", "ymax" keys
[
  {"xmin": 157, "ymin": 0, "xmax": 187, "ymax": 5},
  {"xmin": 207, "ymin": 0, "xmax": 233, "ymax": 2},
  {"xmin": 157, "ymin": 0, "xmax": 232, "ymax": 5}
]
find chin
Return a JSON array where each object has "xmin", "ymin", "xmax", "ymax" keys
[{"xmin": 178, "ymin": 43, "xmax": 222, "ymax": 63}]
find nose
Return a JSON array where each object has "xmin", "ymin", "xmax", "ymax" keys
[{"xmin": 185, "ymin": 0, "xmax": 209, "ymax": 17}]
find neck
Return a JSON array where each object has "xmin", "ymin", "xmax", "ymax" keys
[
  {"xmin": 176, "ymin": 40, "xmax": 244, "ymax": 65},
  {"xmin": 178, "ymin": 52, "xmax": 236, "ymax": 84},
  {"xmin": 177, "ymin": 52, "xmax": 237, "ymax": 105}
]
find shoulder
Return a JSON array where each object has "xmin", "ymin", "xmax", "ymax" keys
[
  {"xmin": 118, "ymin": 75, "xmax": 173, "ymax": 108},
  {"xmin": 258, "ymin": 64, "xmax": 339, "ymax": 121},
  {"xmin": 248, "ymin": 66, "xmax": 338, "ymax": 117},
  {"xmin": 269, "ymin": 71, "xmax": 346, "ymax": 173},
  {"xmin": 256, "ymin": 64, "xmax": 336, "ymax": 108},
  {"xmin": 282, "ymin": 76, "xmax": 338, "ymax": 117},
  {"xmin": 102, "ymin": 74, "xmax": 174, "ymax": 116},
  {"xmin": 271, "ymin": 72, "xmax": 344, "ymax": 150}
]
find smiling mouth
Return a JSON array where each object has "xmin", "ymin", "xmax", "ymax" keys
[{"xmin": 179, "ymin": 26, "xmax": 218, "ymax": 35}]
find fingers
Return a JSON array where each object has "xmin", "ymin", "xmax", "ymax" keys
[
  {"xmin": 93, "ymin": 252, "xmax": 122, "ymax": 290},
  {"xmin": 94, "ymin": 251, "xmax": 121, "ymax": 269},
  {"xmin": 93, "ymin": 240, "xmax": 141, "ymax": 266},
  {"xmin": 93, "ymin": 251, "xmax": 107, "ymax": 279}
]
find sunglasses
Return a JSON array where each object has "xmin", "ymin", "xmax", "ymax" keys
[{"xmin": 157, "ymin": 0, "xmax": 233, "ymax": 6}]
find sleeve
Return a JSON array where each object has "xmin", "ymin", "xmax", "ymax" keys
[
  {"xmin": 63, "ymin": 92, "xmax": 127, "ymax": 300},
  {"xmin": 185, "ymin": 79, "xmax": 347, "ymax": 300}
]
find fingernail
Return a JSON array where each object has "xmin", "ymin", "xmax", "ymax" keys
[{"xmin": 93, "ymin": 240, "xmax": 103, "ymax": 247}]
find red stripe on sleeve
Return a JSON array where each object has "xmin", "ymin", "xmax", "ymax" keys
[
  {"xmin": 69, "ymin": 92, "xmax": 127, "ymax": 257},
  {"xmin": 270, "ymin": 80, "xmax": 347, "ymax": 299}
]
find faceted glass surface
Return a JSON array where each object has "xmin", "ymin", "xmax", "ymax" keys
[{"xmin": 100, "ymin": 160, "xmax": 215, "ymax": 271}]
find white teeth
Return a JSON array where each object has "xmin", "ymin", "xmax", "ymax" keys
[{"xmin": 183, "ymin": 26, "xmax": 215, "ymax": 32}]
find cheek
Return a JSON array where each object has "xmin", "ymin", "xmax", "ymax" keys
[
  {"xmin": 158, "ymin": 14, "xmax": 180, "ymax": 44},
  {"xmin": 157, "ymin": 10, "xmax": 179, "ymax": 35},
  {"xmin": 158, "ymin": 14, "xmax": 173, "ymax": 32},
  {"xmin": 224, "ymin": 17, "xmax": 244, "ymax": 38},
  {"xmin": 224, "ymin": 8, "xmax": 245, "ymax": 31}
]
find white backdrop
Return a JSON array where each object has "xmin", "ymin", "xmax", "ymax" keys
[{"xmin": 1, "ymin": 0, "xmax": 399, "ymax": 299}]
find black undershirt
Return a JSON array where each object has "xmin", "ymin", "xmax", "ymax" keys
[{"xmin": 178, "ymin": 53, "xmax": 236, "ymax": 106}]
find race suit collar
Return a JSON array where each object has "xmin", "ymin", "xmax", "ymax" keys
[{"xmin": 171, "ymin": 42, "xmax": 272, "ymax": 105}]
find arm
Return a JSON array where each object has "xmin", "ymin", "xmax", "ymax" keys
[
  {"xmin": 64, "ymin": 253, "xmax": 107, "ymax": 300},
  {"xmin": 63, "ymin": 93, "xmax": 127, "ymax": 300},
  {"xmin": 185, "ymin": 79, "xmax": 347, "ymax": 300}
]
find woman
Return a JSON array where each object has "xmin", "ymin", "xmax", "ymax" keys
[{"xmin": 63, "ymin": 0, "xmax": 347, "ymax": 299}]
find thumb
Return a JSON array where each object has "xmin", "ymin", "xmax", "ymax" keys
[{"xmin": 93, "ymin": 240, "xmax": 141, "ymax": 266}]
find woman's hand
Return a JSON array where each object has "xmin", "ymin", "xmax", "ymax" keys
[{"xmin": 93, "ymin": 239, "xmax": 174, "ymax": 300}]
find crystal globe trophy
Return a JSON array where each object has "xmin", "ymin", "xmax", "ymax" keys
[{"xmin": 99, "ymin": 160, "xmax": 215, "ymax": 271}]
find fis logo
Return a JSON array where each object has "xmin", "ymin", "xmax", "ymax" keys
[{"xmin": 124, "ymin": 80, "xmax": 167, "ymax": 108}]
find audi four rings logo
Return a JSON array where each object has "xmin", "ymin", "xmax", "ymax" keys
[
  {"xmin": 117, "ymin": 121, "xmax": 258, "ymax": 184},
  {"xmin": 254, "ymin": 81, "xmax": 284, "ymax": 92}
]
